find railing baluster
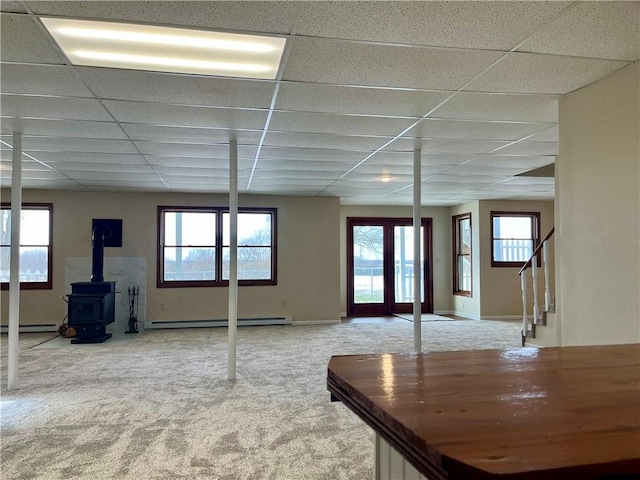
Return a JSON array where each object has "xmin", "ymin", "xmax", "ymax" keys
[
  {"xmin": 543, "ymin": 240, "xmax": 551, "ymax": 312},
  {"xmin": 521, "ymin": 272, "xmax": 528, "ymax": 338},
  {"xmin": 532, "ymin": 256, "xmax": 540, "ymax": 326}
]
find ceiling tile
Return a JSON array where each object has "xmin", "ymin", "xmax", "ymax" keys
[
  {"xmin": 121, "ymin": 124, "xmax": 262, "ymax": 144},
  {"xmin": 495, "ymin": 141, "xmax": 558, "ymax": 156},
  {"xmin": 391, "ymin": 138, "xmax": 510, "ymax": 154},
  {"xmin": 1, "ymin": 178, "xmax": 83, "ymax": 189},
  {"xmin": 147, "ymin": 156, "xmax": 254, "ymax": 170},
  {"xmin": 464, "ymin": 52, "xmax": 629, "ymax": 94},
  {"xmin": 50, "ymin": 162, "xmax": 157, "ymax": 174},
  {"xmin": 428, "ymin": 174, "xmax": 506, "ymax": 185},
  {"xmin": 21, "ymin": 137, "xmax": 138, "ymax": 154},
  {"xmin": 31, "ymin": 152, "xmax": 149, "ymax": 164},
  {"xmin": 1, "ymin": 2, "xmax": 27, "ymax": 13},
  {"xmin": 469, "ymin": 155, "xmax": 555, "ymax": 169},
  {"xmin": 269, "ymin": 111, "xmax": 416, "ymax": 136},
  {"xmin": 1, "ymin": 95, "xmax": 114, "ymax": 121},
  {"xmin": 77, "ymin": 67, "xmax": 276, "ymax": 109},
  {"xmin": 1, "ymin": 64, "xmax": 94, "ymax": 97},
  {"xmin": 255, "ymin": 159, "xmax": 358, "ymax": 172},
  {"xmin": 408, "ymin": 118, "xmax": 552, "ymax": 141},
  {"xmin": 64, "ymin": 171, "xmax": 161, "ymax": 182},
  {"xmin": 295, "ymin": 2, "xmax": 571, "ymax": 50},
  {"xmin": 252, "ymin": 168, "xmax": 341, "ymax": 180},
  {"xmin": 28, "ymin": 1, "xmax": 298, "ymax": 34},
  {"xmin": 250, "ymin": 177, "xmax": 335, "ymax": 187},
  {"xmin": 499, "ymin": 176, "xmax": 555, "ymax": 186},
  {"xmin": 283, "ymin": 37, "xmax": 503, "ymax": 90},
  {"xmin": 103, "ymin": 100, "xmax": 268, "ymax": 129},
  {"xmin": 0, "ymin": 13, "xmax": 67, "ymax": 64},
  {"xmin": 263, "ymin": 132, "xmax": 389, "ymax": 151},
  {"xmin": 161, "ymin": 175, "xmax": 237, "ymax": 185},
  {"xmin": 526, "ymin": 125, "xmax": 559, "ymax": 143},
  {"xmin": 368, "ymin": 151, "xmax": 476, "ymax": 166},
  {"xmin": 518, "ymin": 2, "xmax": 639, "ymax": 61},
  {"xmin": 446, "ymin": 165, "xmax": 534, "ymax": 177},
  {"xmin": 275, "ymin": 83, "xmax": 450, "ymax": 117},
  {"xmin": 1, "ymin": 118, "xmax": 127, "ymax": 139},
  {"xmin": 259, "ymin": 146, "xmax": 367, "ymax": 162},
  {"xmin": 135, "ymin": 142, "xmax": 257, "ymax": 158},
  {"xmin": 431, "ymin": 92, "xmax": 559, "ymax": 123},
  {"xmin": 154, "ymin": 166, "xmax": 248, "ymax": 177},
  {"xmin": 354, "ymin": 163, "xmax": 448, "ymax": 177}
]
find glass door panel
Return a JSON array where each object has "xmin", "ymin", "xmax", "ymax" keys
[
  {"xmin": 393, "ymin": 226, "xmax": 424, "ymax": 305},
  {"xmin": 353, "ymin": 225, "xmax": 384, "ymax": 304}
]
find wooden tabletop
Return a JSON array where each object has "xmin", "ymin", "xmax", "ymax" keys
[{"xmin": 327, "ymin": 344, "xmax": 640, "ymax": 480}]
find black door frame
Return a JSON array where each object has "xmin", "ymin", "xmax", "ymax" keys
[{"xmin": 346, "ymin": 217, "xmax": 433, "ymax": 316}]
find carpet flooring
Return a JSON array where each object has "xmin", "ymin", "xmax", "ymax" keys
[
  {"xmin": 1, "ymin": 319, "xmax": 521, "ymax": 480},
  {"xmin": 392, "ymin": 313, "xmax": 456, "ymax": 322}
]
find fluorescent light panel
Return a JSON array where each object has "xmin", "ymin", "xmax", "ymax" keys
[{"xmin": 41, "ymin": 17, "xmax": 286, "ymax": 79}]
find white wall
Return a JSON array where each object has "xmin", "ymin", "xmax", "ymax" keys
[
  {"xmin": 556, "ymin": 61, "xmax": 640, "ymax": 346},
  {"xmin": 339, "ymin": 205, "xmax": 451, "ymax": 315},
  {"xmin": 0, "ymin": 189, "xmax": 342, "ymax": 326}
]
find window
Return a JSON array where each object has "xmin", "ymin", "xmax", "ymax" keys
[
  {"xmin": 0, "ymin": 203, "xmax": 53, "ymax": 290},
  {"xmin": 452, "ymin": 213, "xmax": 472, "ymax": 296},
  {"xmin": 158, "ymin": 206, "xmax": 276, "ymax": 287},
  {"xmin": 491, "ymin": 211, "xmax": 540, "ymax": 267}
]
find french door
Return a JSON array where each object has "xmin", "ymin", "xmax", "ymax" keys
[{"xmin": 347, "ymin": 217, "xmax": 433, "ymax": 316}]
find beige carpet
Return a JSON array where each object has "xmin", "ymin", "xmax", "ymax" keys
[{"xmin": 1, "ymin": 320, "xmax": 521, "ymax": 480}]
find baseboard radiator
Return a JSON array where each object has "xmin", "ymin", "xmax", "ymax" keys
[
  {"xmin": 144, "ymin": 316, "xmax": 292, "ymax": 330},
  {"xmin": 0, "ymin": 324, "xmax": 58, "ymax": 333}
]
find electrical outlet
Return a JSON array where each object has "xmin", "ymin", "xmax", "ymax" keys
[
  {"xmin": 160, "ymin": 303, "xmax": 165, "ymax": 311},
  {"xmin": 280, "ymin": 300, "xmax": 286, "ymax": 308}
]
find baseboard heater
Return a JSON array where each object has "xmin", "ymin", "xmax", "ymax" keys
[
  {"xmin": 145, "ymin": 316, "xmax": 292, "ymax": 330},
  {"xmin": 0, "ymin": 324, "xmax": 58, "ymax": 333}
]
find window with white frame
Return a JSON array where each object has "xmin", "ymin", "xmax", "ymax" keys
[{"xmin": 491, "ymin": 211, "xmax": 540, "ymax": 267}]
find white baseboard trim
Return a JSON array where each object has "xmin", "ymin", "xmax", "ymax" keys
[
  {"xmin": 144, "ymin": 316, "xmax": 292, "ymax": 330},
  {"xmin": 292, "ymin": 320, "xmax": 341, "ymax": 326},
  {"xmin": 452, "ymin": 311, "xmax": 481, "ymax": 320},
  {"xmin": 0, "ymin": 324, "xmax": 58, "ymax": 333},
  {"xmin": 481, "ymin": 315, "xmax": 522, "ymax": 321}
]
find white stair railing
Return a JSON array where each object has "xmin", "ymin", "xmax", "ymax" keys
[{"xmin": 518, "ymin": 227, "xmax": 554, "ymax": 345}]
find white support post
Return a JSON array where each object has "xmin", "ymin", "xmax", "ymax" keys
[
  {"xmin": 520, "ymin": 273, "xmax": 528, "ymax": 338},
  {"xmin": 412, "ymin": 147, "xmax": 421, "ymax": 353},
  {"xmin": 531, "ymin": 257, "xmax": 540, "ymax": 325},
  {"xmin": 227, "ymin": 140, "xmax": 238, "ymax": 380},
  {"xmin": 8, "ymin": 131, "xmax": 22, "ymax": 391},
  {"xmin": 542, "ymin": 241, "xmax": 551, "ymax": 312}
]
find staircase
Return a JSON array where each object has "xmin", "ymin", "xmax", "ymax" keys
[{"xmin": 518, "ymin": 227, "xmax": 555, "ymax": 346}]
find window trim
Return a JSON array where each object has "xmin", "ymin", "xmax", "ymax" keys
[
  {"xmin": 452, "ymin": 212, "xmax": 472, "ymax": 297},
  {"xmin": 157, "ymin": 205, "xmax": 277, "ymax": 288},
  {"xmin": 490, "ymin": 211, "xmax": 541, "ymax": 268},
  {"xmin": 0, "ymin": 202, "xmax": 53, "ymax": 290}
]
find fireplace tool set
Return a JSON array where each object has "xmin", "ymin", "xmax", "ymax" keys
[{"xmin": 126, "ymin": 286, "xmax": 140, "ymax": 334}]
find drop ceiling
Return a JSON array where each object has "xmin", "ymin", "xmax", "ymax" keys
[{"xmin": 1, "ymin": 1, "xmax": 638, "ymax": 206}]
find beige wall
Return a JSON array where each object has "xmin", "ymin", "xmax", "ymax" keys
[
  {"xmin": 450, "ymin": 201, "xmax": 481, "ymax": 318},
  {"xmin": 0, "ymin": 189, "xmax": 341, "ymax": 326},
  {"xmin": 339, "ymin": 205, "xmax": 452, "ymax": 314},
  {"xmin": 556, "ymin": 62, "xmax": 640, "ymax": 346},
  {"xmin": 478, "ymin": 200, "xmax": 555, "ymax": 319}
]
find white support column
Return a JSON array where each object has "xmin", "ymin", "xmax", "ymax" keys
[
  {"xmin": 413, "ymin": 147, "xmax": 421, "ymax": 353},
  {"xmin": 8, "ymin": 132, "xmax": 22, "ymax": 391},
  {"xmin": 227, "ymin": 140, "xmax": 238, "ymax": 380}
]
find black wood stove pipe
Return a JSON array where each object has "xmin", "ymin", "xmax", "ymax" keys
[{"xmin": 91, "ymin": 226, "xmax": 105, "ymax": 282}]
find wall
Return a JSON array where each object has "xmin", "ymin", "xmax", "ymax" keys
[
  {"xmin": 556, "ymin": 61, "xmax": 640, "ymax": 346},
  {"xmin": 0, "ymin": 189, "xmax": 341, "ymax": 326},
  {"xmin": 339, "ymin": 204, "xmax": 451, "ymax": 315},
  {"xmin": 477, "ymin": 200, "xmax": 555, "ymax": 319},
  {"xmin": 450, "ymin": 201, "xmax": 481, "ymax": 318}
]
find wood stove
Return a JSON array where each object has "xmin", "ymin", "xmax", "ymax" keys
[{"xmin": 67, "ymin": 219, "xmax": 122, "ymax": 344}]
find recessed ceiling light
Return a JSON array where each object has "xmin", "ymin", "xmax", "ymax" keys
[
  {"xmin": 41, "ymin": 17, "xmax": 286, "ymax": 79},
  {"xmin": 380, "ymin": 176, "xmax": 393, "ymax": 182}
]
